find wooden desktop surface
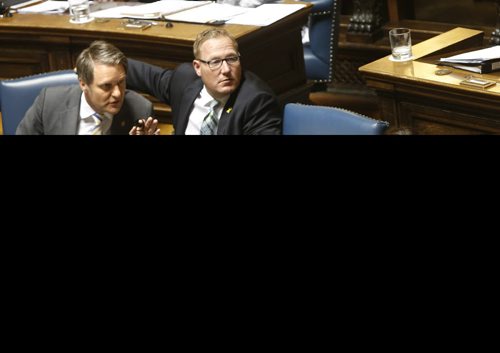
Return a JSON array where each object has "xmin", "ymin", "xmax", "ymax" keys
[
  {"xmin": 0, "ymin": 12, "xmax": 258, "ymax": 42},
  {"xmin": 359, "ymin": 28, "xmax": 500, "ymax": 134},
  {"xmin": 0, "ymin": 3, "xmax": 312, "ymax": 122}
]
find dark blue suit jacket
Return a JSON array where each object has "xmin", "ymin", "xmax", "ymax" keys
[{"xmin": 126, "ymin": 59, "xmax": 282, "ymax": 135}]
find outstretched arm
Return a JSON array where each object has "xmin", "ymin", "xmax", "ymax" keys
[{"xmin": 126, "ymin": 59, "xmax": 174, "ymax": 105}]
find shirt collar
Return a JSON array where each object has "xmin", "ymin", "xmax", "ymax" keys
[
  {"xmin": 80, "ymin": 92, "xmax": 113, "ymax": 120},
  {"xmin": 200, "ymin": 86, "xmax": 229, "ymax": 109}
]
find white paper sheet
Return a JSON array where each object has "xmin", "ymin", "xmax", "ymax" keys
[
  {"xmin": 163, "ymin": 3, "xmax": 249, "ymax": 24},
  {"xmin": 91, "ymin": 5, "xmax": 135, "ymax": 19},
  {"xmin": 226, "ymin": 3, "xmax": 306, "ymax": 26},
  {"xmin": 10, "ymin": 0, "xmax": 46, "ymax": 10},
  {"xmin": 440, "ymin": 46, "xmax": 500, "ymax": 64},
  {"xmin": 17, "ymin": 0, "xmax": 69, "ymax": 13},
  {"xmin": 120, "ymin": 0, "xmax": 210, "ymax": 19},
  {"xmin": 92, "ymin": 1, "xmax": 306, "ymax": 25}
]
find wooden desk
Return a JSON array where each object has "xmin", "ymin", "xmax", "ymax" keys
[
  {"xmin": 359, "ymin": 27, "xmax": 500, "ymax": 134},
  {"xmin": 0, "ymin": 5, "xmax": 311, "ymax": 122}
]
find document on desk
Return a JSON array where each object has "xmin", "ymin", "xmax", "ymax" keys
[
  {"xmin": 163, "ymin": 3, "xmax": 249, "ymax": 24},
  {"xmin": 91, "ymin": 0, "xmax": 211, "ymax": 20},
  {"xmin": 91, "ymin": 6, "xmax": 136, "ymax": 19},
  {"xmin": 226, "ymin": 3, "xmax": 307, "ymax": 26},
  {"xmin": 439, "ymin": 46, "xmax": 500, "ymax": 73},
  {"xmin": 16, "ymin": 0, "xmax": 69, "ymax": 13},
  {"xmin": 10, "ymin": 0, "xmax": 47, "ymax": 10},
  {"xmin": 92, "ymin": 1, "xmax": 306, "ymax": 25}
]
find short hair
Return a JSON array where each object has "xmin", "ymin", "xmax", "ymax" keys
[
  {"xmin": 76, "ymin": 40, "xmax": 127, "ymax": 84},
  {"xmin": 193, "ymin": 28, "xmax": 239, "ymax": 59}
]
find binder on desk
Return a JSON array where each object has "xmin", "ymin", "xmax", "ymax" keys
[
  {"xmin": 439, "ymin": 45, "xmax": 500, "ymax": 74},
  {"xmin": 438, "ymin": 60, "xmax": 500, "ymax": 74}
]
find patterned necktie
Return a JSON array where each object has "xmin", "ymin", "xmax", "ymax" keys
[
  {"xmin": 200, "ymin": 100, "xmax": 219, "ymax": 135},
  {"xmin": 91, "ymin": 113, "xmax": 104, "ymax": 135}
]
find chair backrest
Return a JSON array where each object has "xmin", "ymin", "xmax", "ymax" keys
[
  {"xmin": 282, "ymin": 103, "xmax": 389, "ymax": 135},
  {"xmin": 303, "ymin": 0, "xmax": 340, "ymax": 83},
  {"xmin": 0, "ymin": 70, "xmax": 79, "ymax": 135}
]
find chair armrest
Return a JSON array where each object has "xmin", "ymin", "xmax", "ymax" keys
[{"xmin": 307, "ymin": 0, "xmax": 332, "ymax": 14}]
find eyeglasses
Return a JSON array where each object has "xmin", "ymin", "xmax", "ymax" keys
[{"xmin": 198, "ymin": 55, "xmax": 241, "ymax": 70}]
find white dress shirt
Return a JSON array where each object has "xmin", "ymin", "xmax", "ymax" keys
[
  {"xmin": 77, "ymin": 92, "xmax": 113, "ymax": 135},
  {"xmin": 185, "ymin": 86, "xmax": 229, "ymax": 135}
]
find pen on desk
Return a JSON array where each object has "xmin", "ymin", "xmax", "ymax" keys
[
  {"xmin": 126, "ymin": 19, "xmax": 159, "ymax": 25},
  {"xmin": 124, "ymin": 23, "xmax": 152, "ymax": 30},
  {"xmin": 206, "ymin": 19, "xmax": 227, "ymax": 26}
]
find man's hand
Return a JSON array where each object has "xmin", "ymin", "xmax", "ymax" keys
[{"xmin": 129, "ymin": 117, "xmax": 160, "ymax": 135}]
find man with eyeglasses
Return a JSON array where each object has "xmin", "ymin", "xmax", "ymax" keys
[{"xmin": 126, "ymin": 28, "xmax": 281, "ymax": 135}]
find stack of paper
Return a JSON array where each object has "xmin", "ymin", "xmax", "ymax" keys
[
  {"xmin": 91, "ymin": 1, "xmax": 306, "ymax": 26},
  {"xmin": 91, "ymin": 0, "xmax": 211, "ymax": 20},
  {"xmin": 10, "ymin": 0, "xmax": 45, "ymax": 10},
  {"xmin": 227, "ymin": 3, "xmax": 306, "ymax": 26},
  {"xmin": 163, "ymin": 3, "xmax": 248, "ymax": 24},
  {"xmin": 16, "ymin": 0, "xmax": 68, "ymax": 14},
  {"xmin": 439, "ymin": 46, "xmax": 500, "ymax": 74}
]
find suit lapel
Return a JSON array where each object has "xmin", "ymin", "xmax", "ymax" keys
[
  {"xmin": 58, "ymin": 86, "xmax": 81, "ymax": 134},
  {"xmin": 217, "ymin": 76, "xmax": 243, "ymax": 135},
  {"xmin": 110, "ymin": 94, "xmax": 132, "ymax": 134},
  {"xmin": 59, "ymin": 107, "xmax": 80, "ymax": 134},
  {"xmin": 217, "ymin": 93, "xmax": 237, "ymax": 135},
  {"xmin": 176, "ymin": 80, "xmax": 202, "ymax": 135}
]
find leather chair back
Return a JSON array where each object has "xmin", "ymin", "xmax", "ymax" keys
[
  {"xmin": 303, "ymin": 0, "xmax": 340, "ymax": 83},
  {"xmin": 0, "ymin": 70, "xmax": 79, "ymax": 135},
  {"xmin": 282, "ymin": 103, "xmax": 389, "ymax": 135}
]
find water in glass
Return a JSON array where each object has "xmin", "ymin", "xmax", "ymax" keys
[
  {"xmin": 69, "ymin": 0, "xmax": 92, "ymax": 24},
  {"xmin": 392, "ymin": 46, "xmax": 412, "ymax": 61}
]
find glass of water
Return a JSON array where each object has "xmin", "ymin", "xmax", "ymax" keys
[
  {"xmin": 68, "ymin": 0, "xmax": 94, "ymax": 24},
  {"xmin": 389, "ymin": 28, "xmax": 413, "ymax": 62}
]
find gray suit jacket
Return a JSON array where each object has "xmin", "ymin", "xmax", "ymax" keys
[{"xmin": 16, "ymin": 85, "xmax": 153, "ymax": 135}]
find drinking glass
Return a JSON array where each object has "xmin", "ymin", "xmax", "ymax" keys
[
  {"xmin": 389, "ymin": 28, "xmax": 413, "ymax": 61},
  {"xmin": 68, "ymin": 0, "xmax": 94, "ymax": 24}
]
